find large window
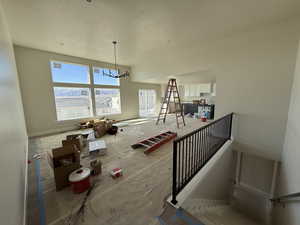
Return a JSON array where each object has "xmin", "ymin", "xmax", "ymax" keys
[
  {"xmin": 51, "ymin": 61, "xmax": 90, "ymax": 84},
  {"xmin": 50, "ymin": 61, "xmax": 121, "ymax": 121},
  {"xmin": 93, "ymin": 67, "xmax": 120, "ymax": 86},
  {"xmin": 95, "ymin": 88, "xmax": 121, "ymax": 115},
  {"xmin": 139, "ymin": 89, "xmax": 156, "ymax": 117},
  {"xmin": 53, "ymin": 87, "xmax": 92, "ymax": 121}
]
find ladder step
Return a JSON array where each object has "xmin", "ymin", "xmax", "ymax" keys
[{"xmin": 139, "ymin": 143, "xmax": 151, "ymax": 148}]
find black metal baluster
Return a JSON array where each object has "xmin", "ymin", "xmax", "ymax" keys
[
  {"xmin": 171, "ymin": 113, "xmax": 234, "ymax": 203},
  {"xmin": 181, "ymin": 140, "xmax": 184, "ymax": 188},
  {"xmin": 200, "ymin": 130, "xmax": 203, "ymax": 167},
  {"xmin": 188, "ymin": 136, "xmax": 192, "ymax": 179},
  {"xmin": 172, "ymin": 140, "xmax": 178, "ymax": 204},
  {"xmin": 184, "ymin": 138, "xmax": 188, "ymax": 184},
  {"xmin": 178, "ymin": 140, "xmax": 181, "ymax": 190},
  {"xmin": 195, "ymin": 131, "xmax": 199, "ymax": 171},
  {"xmin": 191, "ymin": 135, "xmax": 194, "ymax": 176},
  {"xmin": 194, "ymin": 133, "xmax": 197, "ymax": 174}
]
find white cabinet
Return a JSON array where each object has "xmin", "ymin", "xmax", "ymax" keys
[
  {"xmin": 184, "ymin": 83, "xmax": 211, "ymax": 97},
  {"xmin": 198, "ymin": 83, "xmax": 211, "ymax": 93}
]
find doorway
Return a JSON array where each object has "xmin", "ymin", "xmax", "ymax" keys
[{"xmin": 139, "ymin": 89, "xmax": 156, "ymax": 117}]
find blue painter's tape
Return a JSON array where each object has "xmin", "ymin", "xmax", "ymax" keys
[{"xmin": 35, "ymin": 159, "xmax": 46, "ymax": 225}]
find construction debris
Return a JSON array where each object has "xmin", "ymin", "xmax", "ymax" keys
[
  {"xmin": 90, "ymin": 160, "xmax": 102, "ymax": 176},
  {"xmin": 111, "ymin": 168, "xmax": 123, "ymax": 178},
  {"xmin": 79, "ymin": 118, "xmax": 115, "ymax": 137},
  {"xmin": 32, "ymin": 153, "xmax": 41, "ymax": 159},
  {"xmin": 89, "ymin": 140, "xmax": 107, "ymax": 156},
  {"xmin": 51, "ymin": 145, "xmax": 81, "ymax": 191},
  {"xmin": 69, "ymin": 168, "xmax": 91, "ymax": 194}
]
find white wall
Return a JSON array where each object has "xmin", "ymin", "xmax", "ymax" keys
[
  {"xmin": 214, "ymin": 18, "xmax": 300, "ymax": 159},
  {"xmin": 274, "ymin": 41, "xmax": 300, "ymax": 225},
  {"xmin": 14, "ymin": 46, "xmax": 161, "ymax": 137},
  {"xmin": 179, "ymin": 140, "xmax": 234, "ymax": 207},
  {"xmin": 0, "ymin": 2, "xmax": 28, "ymax": 225},
  {"xmin": 134, "ymin": 18, "xmax": 300, "ymax": 158}
]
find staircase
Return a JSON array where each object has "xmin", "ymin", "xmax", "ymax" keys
[
  {"xmin": 183, "ymin": 199, "xmax": 262, "ymax": 225},
  {"xmin": 158, "ymin": 113, "xmax": 281, "ymax": 225}
]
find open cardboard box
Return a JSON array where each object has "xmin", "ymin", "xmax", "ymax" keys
[{"xmin": 50, "ymin": 145, "xmax": 80, "ymax": 191}]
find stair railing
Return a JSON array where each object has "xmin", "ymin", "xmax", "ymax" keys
[
  {"xmin": 271, "ymin": 192, "xmax": 300, "ymax": 206},
  {"xmin": 171, "ymin": 113, "xmax": 234, "ymax": 204}
]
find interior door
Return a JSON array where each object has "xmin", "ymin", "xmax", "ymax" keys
[{"xmin": 139, "ymin": 89, "xmax": 156, "ymax": 117}]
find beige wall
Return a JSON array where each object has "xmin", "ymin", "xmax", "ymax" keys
[
  {"xmin": 214, "ymin": 18, "xmax": 300, "ymax": 159},
  {"xmin": 135, "ymin": 17, "xmax": 300, "ymax": 158},
  {"xmin": 274, "ymin": 41, "xmax": 300, "ymax": 225},
  {"xmin": 0, "ymin": 2, "xmax": 28, "ymax": 225},
  {"xmin": 14, "ymin": 46, "xmax": 161, "ymax": 137}
]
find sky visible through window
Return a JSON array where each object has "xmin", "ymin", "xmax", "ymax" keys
[
  {"xmin": 93, "ymin": 67, "xmax": 120, "ymax": 86},
  {"xmin": 51, "ymin": 61, "xmax": 90, "ymax": 84},
  {"xmin": 50, "ymin": 61, "xmax": 120, "ymax": 86}
]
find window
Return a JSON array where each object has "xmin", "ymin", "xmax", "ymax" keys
[
  {"xmin": 53, "ymin": 87, "xmax": 93, "ymax": 121},
  {"xmin": 139, "ymin": 89, "xmax": 156, "ymax": 117},
  {"xmin": 93, "ymin": 67, "xmax": 120, "ymax": 86},
  {"xmin": 50, "ymin": 61, "xmax": 122, "ymax": 121},
  {"xmin": 95, "ymin": 88, "xmax": 121, "ymax": 115},
  {"xmin": 51, "ymin": 61, "xmax": 90, "ymax": 84}
]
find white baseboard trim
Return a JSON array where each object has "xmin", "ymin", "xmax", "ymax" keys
[
  {"xmin": 29, "ymin": 126, "xmax": 77, "ymax": 138},
  {"xmin": 28, "ymin": 116, "xmax": 142, "ymax": 138}
]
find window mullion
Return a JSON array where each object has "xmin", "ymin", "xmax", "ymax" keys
[{"xmin": 89, "ymin": 64, "xmax": 97, "ymax": 117}]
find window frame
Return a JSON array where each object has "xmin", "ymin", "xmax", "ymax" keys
[
  {"xmin": 92, "ymin": 67, "xmax": 120, "ymax": 86},
  {"xmin": 50, "ymin": 60, "xmax": 122, "ymax": 121},
  {"xmin": 53, "ymin": 86, "xmax": 94, "ymax": 121},
  {"xmin": 94, "ymin": 88, "xmax": 122, "ymax": 116},
  {"xmin": 50, "ymin": 61, "xmax": 91, "ymax": 84},
  {"xmin": 138, "ymin": 89, "xmax": 157, "ymax": 117}
]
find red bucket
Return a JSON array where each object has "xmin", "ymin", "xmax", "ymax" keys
[{"xmin": 69, "ymin": 168, "xmax": 91, "ymax": 194}]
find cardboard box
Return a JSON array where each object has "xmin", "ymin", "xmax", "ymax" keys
[
  {"xmin": 89, "ymin": 140, "xmax": 107, "ymax": 156},
  {"xmin": 62, "ymin": 137, "xmax": 83, "ymax": 153},
  {"xmin": 93, "ymin": 120, "xmax": 107, "ymax": 138},
  {"xmin": 52, "ymin": 145, "xmax": 80, "ymax": 191}
]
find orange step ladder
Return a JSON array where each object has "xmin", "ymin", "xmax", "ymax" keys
[{"xmin": 157, "ymin": 79, "xmax": 185, "ymax": 128}]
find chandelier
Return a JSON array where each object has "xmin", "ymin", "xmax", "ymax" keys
[{"xmin": 102, "ymin": 41, "xmax": 130, "ymax": 78}]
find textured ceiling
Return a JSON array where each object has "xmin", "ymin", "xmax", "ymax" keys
[{"xmin": 2, "ymin": 0, "xmax": 300, "ymax": 82}]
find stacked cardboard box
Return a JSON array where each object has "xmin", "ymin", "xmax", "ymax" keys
[{"xmin": 52, "ymin": 145, "xmax": 80, "ymax": 191}]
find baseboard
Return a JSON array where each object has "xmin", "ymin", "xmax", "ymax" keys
[
  {"xmin": 28, "ymin": 116, "xmax": 142, "ymax": 138},
  {"xmin": 29, "ymin": 126, "xmax": 77, "ymax": 138}
]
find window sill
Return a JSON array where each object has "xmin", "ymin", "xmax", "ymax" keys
[{"xmin": 56, "ymin": 113, "xmax": 122, "ymax": 122}]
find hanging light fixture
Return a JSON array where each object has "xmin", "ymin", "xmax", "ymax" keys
[{"xmin": 102, "ymin": 41, "xmax": 130, "ymax": 79}]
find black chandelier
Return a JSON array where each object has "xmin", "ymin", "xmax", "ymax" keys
[{"xmin": 102, "ymin": 41, "xmax": 130, "ymax": 79}]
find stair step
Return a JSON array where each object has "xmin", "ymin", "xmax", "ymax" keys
[{"xmin": 182, "ymin": 199, "xmax": 262, "ymax": 225}]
